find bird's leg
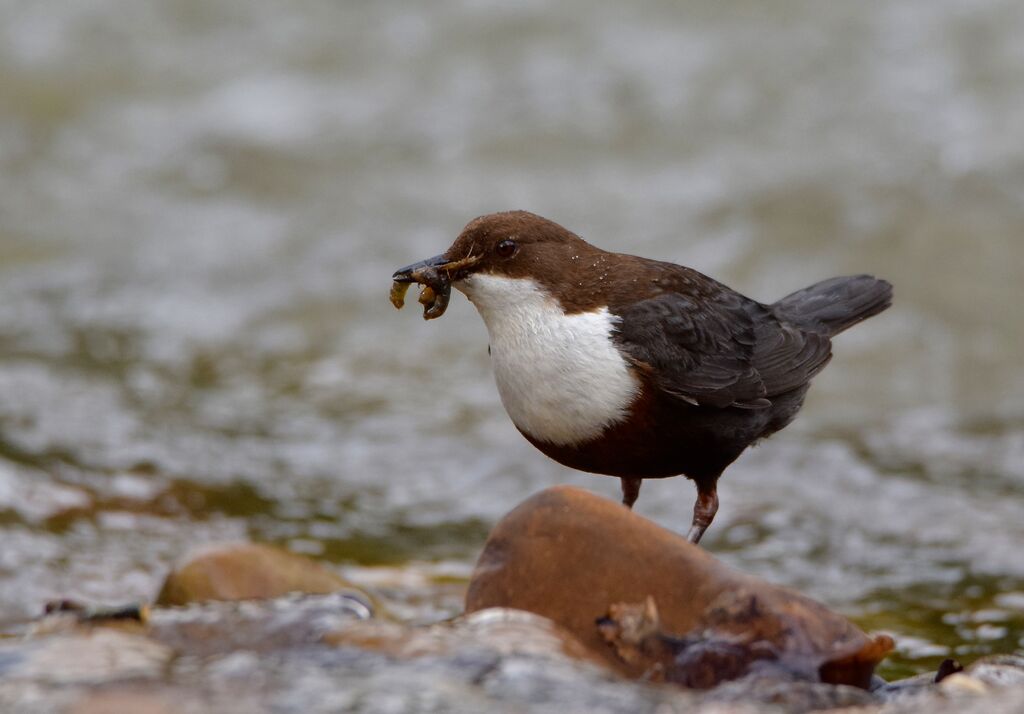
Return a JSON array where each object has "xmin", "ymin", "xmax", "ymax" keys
[
  {"xmin": 686, "ymin": 485, "xmax": 719, "ymax": 545},
  {"xmin": 620, "ymin": 477, "xmax": 642, "ymax": 509}
]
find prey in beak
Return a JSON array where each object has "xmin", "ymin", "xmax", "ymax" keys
[{"xmin": 391, "ymin": 253, "xmax": 480, "ymax": 320}]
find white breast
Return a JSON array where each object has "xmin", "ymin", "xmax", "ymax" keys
[{"xmin": 457, "ymin": 273, "xmax": 640, "ymax": 446}]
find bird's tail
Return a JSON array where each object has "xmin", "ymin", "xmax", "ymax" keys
[{"xmin": 772, "ymin": 275, "xmax": 893, "ymax": 337}]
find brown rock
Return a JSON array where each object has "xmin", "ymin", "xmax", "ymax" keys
[
  {"xmin": 465, "ymin": 486, "xmax": 891, "ymax": 688},
  {"xmin": 156, "ymin": 542, "xmax": 367, "ymax": 606}
]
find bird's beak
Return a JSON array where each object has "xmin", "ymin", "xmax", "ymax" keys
[
  {"xmin": 392, "ymin": 254, "xmax": 452, "ymax": 284},
  {"xmin": 391, "ymin": 253, "xmax": 480, "ymax": 283}
]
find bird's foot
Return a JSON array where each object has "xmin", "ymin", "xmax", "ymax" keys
[
  {"xmin": 620, "ymin": 477, "xmax": 642, "ymax": 509},
  {"xmin": 686, "ymin": 487, "xmax": 719, "ymax": 545}
]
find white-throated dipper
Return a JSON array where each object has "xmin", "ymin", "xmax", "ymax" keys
[{"xmin": 392, "ymin": 211, "xmax": 892, "ymax": 544}]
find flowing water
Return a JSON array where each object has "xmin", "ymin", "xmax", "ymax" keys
[{"xmin": 1, "ymin": 0, "xmax": 1023, "ymax": 679}]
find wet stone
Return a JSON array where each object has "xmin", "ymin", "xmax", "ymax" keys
[
  {"xmin": 873, "ymin": 670, "xmax": 944, "ymax": 701},
  {"xmin": 68, "ymin": 691, "xmax": 182, "ymax": 714},
  {"xmin": 867, "ymin": 652, "xmax": 1024, "ymax": 712},
  {"xmin": 466, "ymin": 486, "xmax": 891, "ymax": 688},
  {"xmin": 0, "ymin": 594, "xmax": 759, "ymax": 714},
  {"xmin": 0, "ymin": 598, "xmax": 1020, "ymax": 714},
  {"xmin": 705, "ymin": 676, "xmax": 877, "ymax": 712},
  {"xmin": 148, "ymin": 591, "xmax": 373, "ymax": 657},
  {"xmin": 326, "ymin": 607, "xmax": 608, "ymax": 668},
  {"xmin": 953, "ymin": 654, "xmax": 1024, "ymax": 689},
  {"xmin": 870, "ymin": 683, "xmax": 1024, "ymax": 714},
  {"xmin": 2, "ymin": 499, "xmax": 1022, "ymax": 714},
  {"xmin": 0, "ymin": 628, "xmax": 172, "ymax": 685},
  {"xmin": 156, "ymin": 542, "xmax": 371, "ymax": 606}
]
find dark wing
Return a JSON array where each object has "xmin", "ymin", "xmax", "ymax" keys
[{"xmin": 611, "ymin": 268, "xmax": 832, "ymax": 409}]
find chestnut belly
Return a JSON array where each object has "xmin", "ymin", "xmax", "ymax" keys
[{"xmin": 519, "ymin": 387, "xmax": 802, "ymax": 488}]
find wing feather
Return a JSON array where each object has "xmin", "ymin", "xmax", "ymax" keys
[{"xmin": 612, "ymin": 269, "xmax": 832, "ymax": 408}]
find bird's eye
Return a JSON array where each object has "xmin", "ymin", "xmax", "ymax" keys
[{"xmin": 496, "ymin": 239, "xmax": 517, "ymax": 258}]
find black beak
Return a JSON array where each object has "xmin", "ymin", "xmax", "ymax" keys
[
  {"xmin": 392, "ymin": 254, "xmax": 453, "ymax": 283},
  {"xmin": 392, "ymin": 252, "xmax": 481, "ymax": 283}
]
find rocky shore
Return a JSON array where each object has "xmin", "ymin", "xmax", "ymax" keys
[{"xmin": 1, "ymin": 487, "xmax": 1021, "ymax": 714}]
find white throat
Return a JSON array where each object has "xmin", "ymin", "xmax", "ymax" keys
[{"xmin": 457, "ymin": 273, "xmax": 640, "ymax": 446}]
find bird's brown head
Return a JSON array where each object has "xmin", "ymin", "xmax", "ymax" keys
[
  {"xmin": 392, "ymin": 210, "xmax": 615, "ymax": 320},
  {"xmin": 393, "ymin": 211, "xmax": 593, "ymax": 286}
]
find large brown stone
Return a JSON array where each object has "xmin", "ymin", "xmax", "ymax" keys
[
  {"xmin": 156, "ymin": 542, "xmax": 367, "ymax": 606},
  {"xmin": 465, "ymin": 486, "xmax": 891, "ymax": 688}
]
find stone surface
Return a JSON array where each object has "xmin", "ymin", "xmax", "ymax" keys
[
  {"xmin": 706, "ymin": 676, "xmax": 878, "ymax": 712},
  {"xmin": 69, "ymin": 691, "xmax": 182, "ymax": 714},
  {"xmin": 0, "ymin": 592, "xmax": 1021, "ymax": 714},
  {"xmin": 148, "ymin": 591, "xmax": 373, "ymax": 656},
  {"xmin": 872, "ymin": 671, "xmax": 941, "ymax": 701},
  {"xmin": 1, "ymin": 497, "xmax": 1021, "ymax": 714},
  {"xmin": 0, "ymin": 628, "xmax": 172, "ymax": 686},
  {"xmin": 0, "ymin": 596, "xmax": 757, "ymax": 714},
  {"xmin": 465, "ymin": 486, "xmax": 891, "ymax": 687},
  {"xmin": 868, "ymin": 681, "xmax": 1024, "ymax": 714},
  {"xmin": 155, "ymin": 542, "xmax": 369, "ymax": 606},
  {"xmin": 327, "ymin": 606, "xmax": 608, "ymax": 667},
  {"xmin": 955, "ymin": 654, "xmax": 1024, "ymax": 689}
]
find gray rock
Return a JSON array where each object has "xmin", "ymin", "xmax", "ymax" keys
[
  {"xmin": 0, "ymin": 595, "xmax": 1021, "ymax": 714},
  {"xmin": 148, "ymin": 590, "xmax": 372, "ymax": 656},
  {"xmin": 866, "ymin": 652, "xmax": 1024, "ymax": 714},
  {"xmin": 960, "ymin": 654, "xmax": 1024, "ymax": 688},
  {"xmin": 706, "ymin": 674, "xmax": 877, "ymax": 712},
  {"xmin": 0, "ymin": 629, "xmax": 172, "ymax": 685},
  {"xmin": 872, "ymin": 671, "xmax": 941, "ymax": 701},
  {"xmin": 870, "ymin": 686, "xmax": 1024, "ymax": 714}
]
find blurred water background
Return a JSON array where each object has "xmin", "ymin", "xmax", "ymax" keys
[{"xmin": 1, "ymin": 0, "xmax": 1022, "ymax": 678}]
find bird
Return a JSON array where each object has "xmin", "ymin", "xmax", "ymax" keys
[{"xmin": 392, "ymin": 211, "xmax": 892, "ymax": 544}]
